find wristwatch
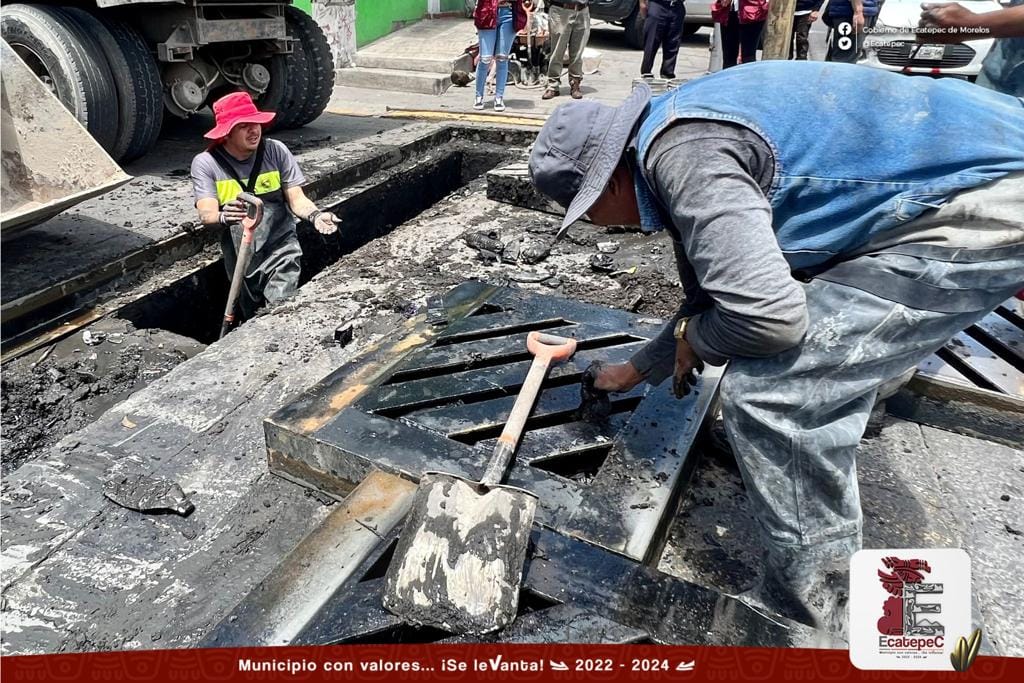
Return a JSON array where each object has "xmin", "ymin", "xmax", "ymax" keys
[{"xmin": 673, "ymin": 316, "xmax": 690, "ymax": 341}]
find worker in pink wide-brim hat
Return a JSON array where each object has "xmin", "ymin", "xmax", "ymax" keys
[{"xmin": 190, "ymin": 91, "xmax": 341, "ymax": 321}]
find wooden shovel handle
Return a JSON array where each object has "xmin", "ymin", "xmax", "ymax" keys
[{"xmin": 481, "ymin": 332, "xmax": 577, "ymax": 487}]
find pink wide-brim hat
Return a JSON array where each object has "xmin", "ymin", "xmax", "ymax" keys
[{"xmin": 204, "ymin": 91, "xmax": 275, "ymax": 139}]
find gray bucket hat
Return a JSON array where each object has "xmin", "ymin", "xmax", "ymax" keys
[{"xmin": 528, "ymin": 83, "xmax": 651, "ymax": 238}]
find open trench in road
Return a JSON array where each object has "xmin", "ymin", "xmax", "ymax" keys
[{"xmin": 0, "ymin": 131, "xmax": 529, "ymax": 475}]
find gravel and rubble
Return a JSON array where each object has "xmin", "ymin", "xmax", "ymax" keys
[{"xmin": 1, "ymin": 319, "xmax": 205, "ymax": 475}]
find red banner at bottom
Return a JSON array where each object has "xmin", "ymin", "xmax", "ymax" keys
[{"xmin": 1, "ymin": 645, "xmax": 1018, "ymax": 681}]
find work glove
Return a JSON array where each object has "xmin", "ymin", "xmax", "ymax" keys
[{"xmin": 220, "ymin": 199, "xmax": 248, "ymax": 225}]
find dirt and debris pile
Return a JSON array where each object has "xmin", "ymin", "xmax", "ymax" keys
[{"xmin": 1, "ymin": 320, "xmax": 205, "ymax": 475}]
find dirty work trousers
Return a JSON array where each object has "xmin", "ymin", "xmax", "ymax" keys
[
  {"xmin": 546, "ymin": 5, "xmax": 590, "ymax": 87},
  {"xmin": 221, "ymin": 201, "xmax": 302, "ymax": 321},
  {"xmin": 641, "ymin": 0, "xmax": 686, "ymax": 78},
  {"xmin": 719, "ymin": 174, "xmax": 1024, "ymax": 635}
]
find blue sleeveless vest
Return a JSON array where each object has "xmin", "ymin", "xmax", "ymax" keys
[{"xmin": 634, "ymin": 61, "xmax": 1024, "ymax": 269}]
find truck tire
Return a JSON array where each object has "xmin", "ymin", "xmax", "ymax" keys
[
  {"xmin": 273, "ymin": 37, "xmax": 312, "ymax": 130},
  {"xmin": 624, "ymin": 5, "xmax": 645, "ymax": 50},
  {"xmin": 1, "ymin": 3, "xmax": 119, "ymax": 153},
  {"xmin": 56, "ymin": 7, "xmax": 134, "ymax": 160},
  {"xmin": 90, "ymin": 13, "xmax": 163, "ymax": 162},
  {"xmin": 256, "ymin": 54, "xmax": 289, "ymax": 124},
  {"xmin": 284, "ymin": 6, "xmax": 334, "ymax": 127}
]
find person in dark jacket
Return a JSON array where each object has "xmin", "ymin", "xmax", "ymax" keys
[
  {"xmin": 473, "ymin": 0, "xmax": 529, "ymax": 111},
  {"xmin": 713, "ymin": 0, "xmax": 769, "ymax": 68},
  {"xmin": 826, "ymin": 0, "xmax": 880, "ymax": 63},
  {"xmin": 640, "ymin": 0, "xmax": 687, "ymax": 79},
  {"xmin": 792, "ymin": 0, "xmax": 823, "ymax": 59}
]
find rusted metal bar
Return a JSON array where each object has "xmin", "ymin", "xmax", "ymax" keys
[{"xmin": 201, "ymin": 471, "xmax": 417, "ymax": 647}]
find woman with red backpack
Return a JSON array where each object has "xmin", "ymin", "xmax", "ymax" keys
[
  {"xmin": 472, "ymin": 0, "xmax": 530, "ymax": 111},
  {"xmin": 713, "ymin": 0, "xmax": 769, "ymax": 69}
]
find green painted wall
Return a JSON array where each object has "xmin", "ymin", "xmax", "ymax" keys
[
  {"xmin": 355, "ymin": 0, "xmax": 425, "ymax": 47},
  {"xmin": 293, "ymin": 1, "xmax": 467, "ymax": 49}
]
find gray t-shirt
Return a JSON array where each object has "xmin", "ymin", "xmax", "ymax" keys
[
  {"xmin": 191, "ymin": 138, "xmax": 305, "ymax": 207},
  {"xmin": 627, "ymin": 116, "xmax": 1018, "ymax": 379},
  {"xmin": 629, "ymin": 120, "xmax": 808, "ymax": 377}
]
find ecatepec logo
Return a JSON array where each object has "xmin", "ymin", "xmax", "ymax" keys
[
  {"xmin": 850, "ymin": 549, "xmax": 971, "ymax": 670},
  {"xmin": 876, "ymin": 557, "xmax": 944, "ymax": 645}
]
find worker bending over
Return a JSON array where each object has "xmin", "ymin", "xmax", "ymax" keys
[{"xmin": 529, "ymin": 60, "xmax": 1024, "ymax": 637}]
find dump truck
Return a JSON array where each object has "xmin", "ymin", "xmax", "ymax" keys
[{"xmin": 0, "ymin": 1, "xmax": 335, "ymax": 165}]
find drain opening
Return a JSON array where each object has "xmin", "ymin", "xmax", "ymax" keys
[
  {"xmin": 116, "ymin": 262, "xmax": 230, "ymax": 345},
  {"xmin": 517, "ymin": 588, "xmax": 560, "ymax": 614},
  {"xmin": 965, "ymin": 322, "xmax": 1024, "ymax": 371},
  {"xmin": 335, "ymin": 588, "xmax": 559, "ymax": 644},
  {"xmin": 469, "ymin": 302, "xmax": 506, "ymax": 316},
  {"xmin": 338, "ymin": 624, "xmax": 454, "ymax": 645},
  {"xmin": 529, "ymin": 443, "xmax": 614, "ymax": 482},
  {"xmin": 384, "ymin": 334, "xmax": 645, "ymax": 385},
  {"xmin": 447, "ymin": 395, "xmax": 643, "ymax": 445},
  {"xmin": 374, "ymin": 371, "xmax": 588, "ymax": 418},
  {"xmin": 431, "ymin": 318, "xmax": 575, "ymax": 347},
  {"xmin": 359, "ymin": 538, "xmax": 399, "ymax": 583}
]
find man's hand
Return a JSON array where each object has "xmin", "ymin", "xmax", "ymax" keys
[
  {"xmin": 640, "ymin": 0, "xmax": 648, "ymax": 19},
  {"xmin": 920, "ymin": 2, "xmax": 978, "ymax": 29},
  {"xmin": 312, "ymin": 211, "xmax": 340, "ymax": 235},
  {"xmin": 591, "ymin": 361, "xmax": 644, "ymax": 392},
  {"xmin": 221, "ymin": 199, "xmax": 248, "ymax": 224},
  {"xmin": 853, "ymin": 10, "xmax": 865, "ymax": 32},
  {"xmin": 672, "ymin": 338, "xmax": 704, "ymax": 399},
  {"xmin": 810, "ymin": 11, "xmax": 819, "ymax": 22},
  {"xmin": 919, "ymin": 3, "xmax": 987, "ymax": 42}
]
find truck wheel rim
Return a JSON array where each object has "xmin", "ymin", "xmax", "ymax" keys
[{"xmin": 9, "ymin": 43, "xmax": 57, "ymax": 95}]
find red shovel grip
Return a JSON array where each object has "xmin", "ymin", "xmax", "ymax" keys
[{"xmin": 526, "ymin": 331, "xmax": 577, "ymax": 363}]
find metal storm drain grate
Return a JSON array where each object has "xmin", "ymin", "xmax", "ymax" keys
[
  {"xmin": 286, "ymin": 528, "xmax": 804, "ymax": 647},
  {"xmin": 917, "ymin": 298, "xmax": 1024, "ymax": 398},
  {"xmin": 266, "ymin": 281, "xmax": 723, "ymax": 562},
  {"xmin": 203, "ymin": 486, "xmax": 821, "ymax": 648}
]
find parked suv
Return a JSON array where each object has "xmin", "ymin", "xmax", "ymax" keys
[{"xmin": 588, "ymin": 0, "xmax": 713, "ymax": 49}]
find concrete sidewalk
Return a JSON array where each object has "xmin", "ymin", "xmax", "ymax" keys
[{"xmin": 328, "ymin": 18, "xmax": 713, "ymax": 118}]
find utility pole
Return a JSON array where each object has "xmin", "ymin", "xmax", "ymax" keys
[{"xmin": 762, "ymin": 0, "xmax": 798, "ymax": 60}]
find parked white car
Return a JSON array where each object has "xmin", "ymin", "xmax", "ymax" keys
[{"xmin": 859, "ymin": 0, "xmax": 1002, "ymax": 81}]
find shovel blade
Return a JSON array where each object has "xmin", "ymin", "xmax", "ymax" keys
[{"xmin": 383, "ymin": 472, "xmax": 537, "ymax": 635}]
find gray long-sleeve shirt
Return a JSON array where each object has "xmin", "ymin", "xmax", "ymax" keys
[{"xmin": 629, "ymin": 121, "xmax": 809, "ymax": 382}]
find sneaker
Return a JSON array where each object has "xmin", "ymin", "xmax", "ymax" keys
[
  {"xmin": 473, "ymin": 96, "xmax": 484, "ymax": 110},
  {"xmin": 493, "ymin": 98, "xmax": 506, "ymax": 112}
]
